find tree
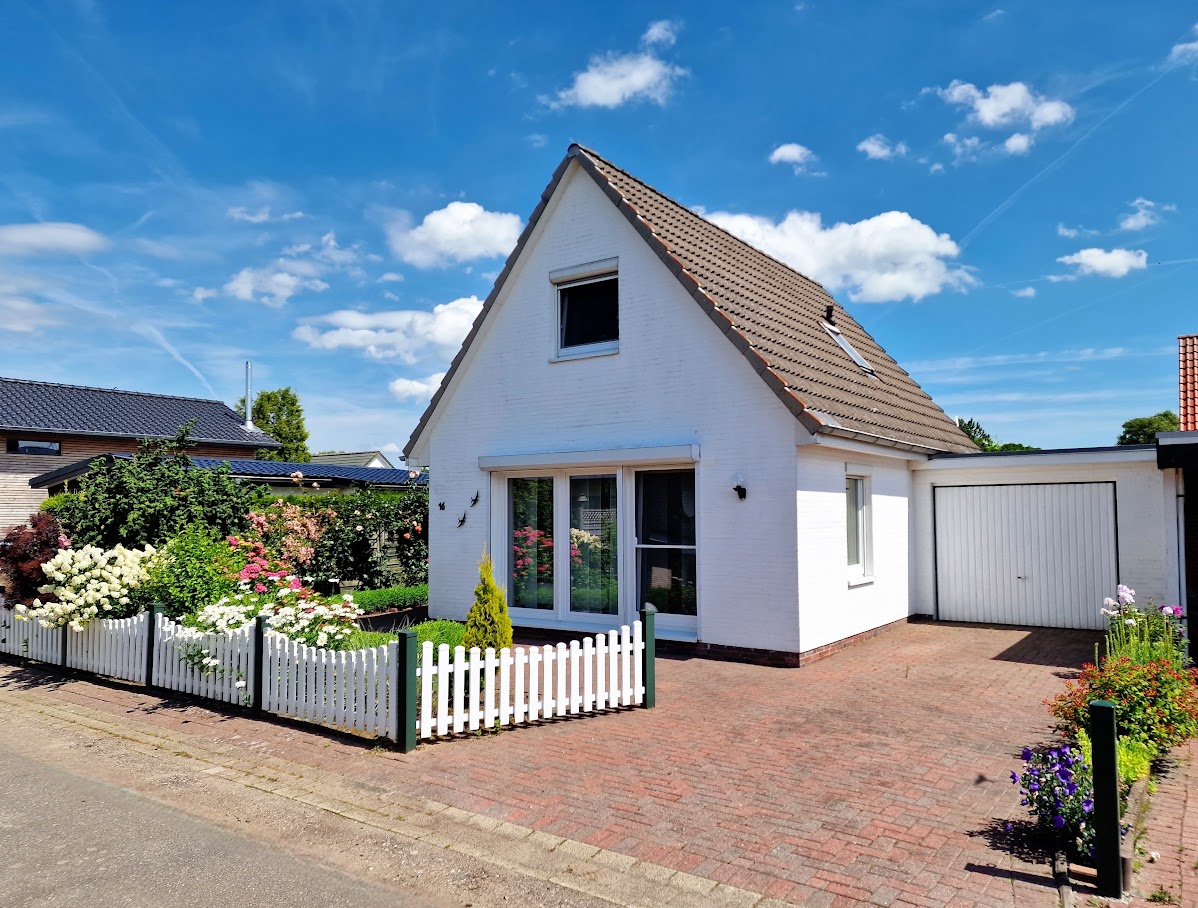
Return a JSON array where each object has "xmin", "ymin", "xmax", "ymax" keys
[
  {"xmin": 956, "ymin": 417, "xmax": 1039, "ymax": 453},
  {"xmin": 51, "ymin": 426, "xmax": 263, "ymax": 549},
  {"xmin": 236, "ymin": 387, "xmax": 311, "ymax": 463},
  {"xmin": 463, "ymin": 550, "xmax": 513, "ymax": 652},
  {"xmin": 1117, "ymin": 410, "xmax": 1179, "ymax": 446}
]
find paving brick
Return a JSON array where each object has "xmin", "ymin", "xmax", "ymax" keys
[{"xmin": 4, "ymin": 622, "xmax": 1178, "ymax": 908}]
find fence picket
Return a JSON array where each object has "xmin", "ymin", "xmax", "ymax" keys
[
  {"xmin": 569, "ymin": 641, "xmax": 580, "ymax": 715},
  {"xmin": 467, "ymin": 647, "xmax": 481, "ymax": 731},
  {"xmin": 528, "ymin": 646, "xmax": 540, "ymax": 721},
  {"xmin": 420, "ymin": 641, "xmax": 433, "ymax": 739},
  {"xmin": 514, "ymin": 647, "xmax": 527, "ymax": 724},
  {"xmin": 633, "ymin": 620, "xmax": 644, "ymax": 706},
  {"xmin": 620, "ymin": 625, "xmax": 632, "ymax": 707},
  {"xmin": 452, "ymin": 646, "xmax": 466, "ymax": 734},
  {"xmin": 607, "ymin": 630, "xmax": 619, "ymax": 708},
  {"xmin": 498, "ymin": 648, "xmax": 511, "ymax": 728},
  {"xmin": 596, "ymin": 633, "xmax": 607, "ymax": 710},
  {"xmin": 555, "ymin": 643, "xmax": 567, "ymax": 718},
  {"xmin": 484, "ymin": 648, "xmax": 496, "ymax": 729},
  {"xmin": 436, "ymin": 643, "xmax": 450, "ymax": 737}
]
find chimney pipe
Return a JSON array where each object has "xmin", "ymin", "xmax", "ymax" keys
[
  {"xmin": 825, "ymin": 305, "xmax": 835, "ymax": 325},
  {"xmin": 244, "ymin": 361, "xmax": 255, "ymax": 431}
]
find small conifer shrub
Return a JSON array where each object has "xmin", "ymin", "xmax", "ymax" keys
[{"xmin": 463, "ymin": 550, "xmax": 513, "ymax": 652}]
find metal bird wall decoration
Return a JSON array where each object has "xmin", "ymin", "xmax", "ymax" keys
[
  {"xmin": 457, "ymin": 512, "xmax": 467, "ymax": 527},
  {"xmin": 470, "ymin": 490, "xmax": 480, "ymax": 507}
]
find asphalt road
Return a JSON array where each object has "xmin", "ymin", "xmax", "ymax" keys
[{"xmin": 0, "ymin": 744, "xmax": 454, "ymax": 908}]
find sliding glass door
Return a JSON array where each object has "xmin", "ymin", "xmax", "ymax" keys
[{"xmin": 569, "ymin": 475, "xmax": 618, "ymax": 615}]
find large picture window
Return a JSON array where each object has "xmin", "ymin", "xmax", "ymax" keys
[
  {"xmin": 510, "ymin": 477, "xmax": 554, "ymax": 610},
  {"xmin": 569, "ymin": 475, "xmax": 618, "ymax": 615}
]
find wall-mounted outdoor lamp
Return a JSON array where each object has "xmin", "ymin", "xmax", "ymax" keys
[{"xmin": 732, "ymin": 473, "xmax": 747, "ymax": 500}]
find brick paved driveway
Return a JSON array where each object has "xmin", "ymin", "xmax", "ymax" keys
[{"xmin": 10, "ymin": 621, "xmax": 1104, "ymax": 907}]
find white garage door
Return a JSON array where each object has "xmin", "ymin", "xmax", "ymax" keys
[{"xmin": 934, "ymin": 483, "xmax": 1117, "ymax": 630}]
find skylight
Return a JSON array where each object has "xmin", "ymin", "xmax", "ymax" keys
[{"xmin": 822, "ymin": 321, "xmax": 875, "ymax": 376}]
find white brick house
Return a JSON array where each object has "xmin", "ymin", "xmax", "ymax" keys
[{"xmin": 404, "ymin": 146, "xmax": 1186, "ymax": 663}]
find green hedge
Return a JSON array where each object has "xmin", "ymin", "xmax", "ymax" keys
[
  {"xmin": 344, "ymin": 618, "xmax": 464, "ymax": 653},
  {"xmin": 351, "ymin": 584, "xmax": 428, "ymax": 613}
]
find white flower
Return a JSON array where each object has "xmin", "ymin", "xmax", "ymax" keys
[
  {"xmin": 1125, "ymin": 618, "xmax": 1136, "ymax": 625},
  {"xmin": 234, "ymin": 680, "xmax": 247, "ymax": 689}
]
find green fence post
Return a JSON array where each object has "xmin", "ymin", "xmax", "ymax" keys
[
  {"xmin": 144, "ymin": 604, "xmax": 162, "ymax": 689},
  {"xmin": 251, "ymin": 615, "xmax": 268, "ymax": 712},
  {"xmin": 639, "ymin": 604, "xmax": 656, "ymax": 709},
  {"xmin": 1090, "ymin": 699, "xmax": 1123, "ymax": 898},
  {"xmin": 396, "ymin": 630, "xmax": 417, "ymax": 752}
]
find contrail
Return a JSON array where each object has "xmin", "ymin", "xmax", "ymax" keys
[{"xmin": 960, "ymin": 66, "xmax": 1172, "ymax": 248}]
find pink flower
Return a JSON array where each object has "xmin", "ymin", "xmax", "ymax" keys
[
  {"xmin": 255, "ymin": 583, "xmax": 267, "ymax": 593},
  {"xmin": 57, "ymin": 534, "xmax": 72, "ymax": 549}
]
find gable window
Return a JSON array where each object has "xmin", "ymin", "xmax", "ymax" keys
[
  {"xmin": 558, "ymin": 274, "xmax": 618, "ymax": 354},
  {"xmin": 6, "ymin": 438, "xmax": 60, "ymax": 456},
  {"xmin": 846, "ymin": 475, "xmax": 871, "ymax": 577},
  {"xmin": 823, "ymin": 320, "xmax": 875, "ymax": 376}
]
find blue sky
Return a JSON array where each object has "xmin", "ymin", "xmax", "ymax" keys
[{"xmin": 2, "ymin": 2, "xmax": 1196, "ymax": 455}]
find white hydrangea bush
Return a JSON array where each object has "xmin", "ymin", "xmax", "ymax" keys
[
  {"xmin": 179, "ymin": 587, "xmax": 362, "ymax": 653},
  {"xmin": 17, "ymin": 544, "xmax": 156, "ymax": 631}
]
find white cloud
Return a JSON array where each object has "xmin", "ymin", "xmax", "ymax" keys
[
  {"xmin": 544, "ymin": 52, "xmax": 688, "ymax": 109},
  {"xmin": 768, "ymin": 143, "xmax": 821, "ymax": 175},
  {"xmin": 938, "ymin": 80, "xmax": 1074, "ymax": 131},
  {"xmin": 908, "ymin": 345, "xmax": 1151, "ymax": 374},
  {"xmin": 542, "ymin": 20, "xmax": 685, "ymax": 109},
  {"xmin": 224, "ymin": 266, "xmax": 329, "ymax": 307},
  {"xmin": 1011, "ymin": 287, "xmax": 1036, "ymax": 298},
  {"xmin": 1003, "ymin": 132, "xmax": 1032, "ymax": 155},
  {"xmin": 377, "ymin": 272, "xmax": 404, "ymax": 283},
  {"xmin": 227, "ymin": 206, "xmax": 305, "ymax": 224},
  {"xmin": 0, "ymin": 222, "xmax": 109, "ymax": 257},
  {"xmin": 642, "ymin": 20, "xmax": 679, "ymax": 47},
  {"xmin": 982, "ymin": 8, "xmax": 1006, "ymax": 21},
  {"xmin": 380, "ymin": 442, "xmax": 401, "ymax": 455},
  {"xmin": 526, "ymin": 133, "xmax": 548, "ymax": 149},
  {"xmin": 385, "ymin": 202, "xmax": 522, "ymax": 268},
  {"xmin": 1168, "ymin": 25, "xmax": 1198, "ymax": 65},
  {"xmin": 0, "ymin": 295, "xmax": 57, "ymax": 332},
  {"xmin": 856, "ymin": 134, "xmax": 909, "ymax": 160},
  {"xmin": 293, "ymin": 296, "xmax": 483, "ymax": 363},
  {"xmin": 389, "ymin": 372, "xmax": 446, "ymax": 403},
  {"xmin": 943, "ymin": 132, "xmax": 983, "ymax": 162},
  {"xmin": 700, "ymin": 207, "xmax": 974, "ymax": 303},
  {"xmin": 1056, "ymin": 247, "xmax": 1148, "ymax": 279},
  {"xmin": 1118, "ymin": 197, "xmax": 1172, "ymax": 231},
  {"xmin": 192, "ymin": 287, "xmax": 217, "ymax": 302},
  {"xmin": 1056, "ymin": 223, "xmax": 1080, "ymax": 238}
]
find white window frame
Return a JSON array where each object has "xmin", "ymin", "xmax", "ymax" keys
[
  {"xmin": 845, "ymin": 468, "xmax": 874, "ymax": 585},
  {"xmin": 552, "ymin": 262, "xmax": 619, "ymax": 360}
]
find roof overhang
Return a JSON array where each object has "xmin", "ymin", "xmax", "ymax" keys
[
  {"xmin": 0, "ymin": 424, "xmax": 281, "ymax": 449},
  {"xmin": 915, "ymin": 444, "xmax": 1157, "ymax": 471},
  {"xmin": 1156, "ymin": 431, "xmax": 1198, "ymax": 469}
]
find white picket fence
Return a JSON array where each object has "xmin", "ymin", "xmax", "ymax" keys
[
  {"xmin": 0, "ymin": 609, "xmax": 61, "ymax": 663},
  {"xmin": 262, "ymin": 632, "xmax": 397, "ymax": 738},
  {"xmin": 0, "ymin": 606, "xmax": 651, "ymax": 746},
  {"xmin": 66, "ymin": 612, "xmax": 148, "ymax": 684},
  {"xmin": 151, "ymin": 614, "xmax": 255, "ymax": 706},
  {"xmin": 416, "ymin": 623, "xmax": 644, "ymax": 740}
]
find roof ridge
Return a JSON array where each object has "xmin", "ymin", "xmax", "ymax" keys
[
  {"xmin": 571, "ymin": 144, "xmax": 833, "ymax": 297},
  {"xmin": 0, "ymin": 375, "xmax": 236, "ymax": 410}
]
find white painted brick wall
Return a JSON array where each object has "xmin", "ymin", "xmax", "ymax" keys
[
  {"xmin": 910, "ymin": 458, "xmax": 1181, "ymax": 615},
  {"xmin": 796, "ymin": 448, "xmax": 911, "ymax": 653},
  {"xmin": 413, "ymin": 162, "xmax": 804, "ymax": 652}
]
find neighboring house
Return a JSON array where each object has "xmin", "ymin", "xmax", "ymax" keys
[
  {"xmin": 405, "ymin": 146, "xmax": 1191, "ymax": 664},
  {"xmin": 30, "ymin": 457, "xmax": 428, "ymax": 497},
  {"xmin": 0, "ymin": 377, "xmax": 280, "ymax": 531},
  {"xmin": 311, "ymin": 450, "xmax": 396, "ymax": 469}
]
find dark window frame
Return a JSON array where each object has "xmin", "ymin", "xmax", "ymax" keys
[
  {"xmin": 557, "ymin": 274, "xmax": 619, "ymax": 354},
  {"xmin": 5, "ymin": 438, "xmax": 62, "ymax": 456}
]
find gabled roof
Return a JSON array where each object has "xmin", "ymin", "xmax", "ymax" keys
[
  {"xmin": 1180, "ymin": 335, "xmax": 1198, "ymax": 432},
  {"xmin": 310, "ymin": 450, "xmax": 395, "ymax": 468},
  {"xmin": 405, "ymin": 146, "xmax": 977, "ymax": 458},
  {"xmin": 0, "ymin": 377, "xmax": 280, "ymax": 449},
  {"xmin": 30, "ymin": 455, "xmax": 428, "ymax": 490}
]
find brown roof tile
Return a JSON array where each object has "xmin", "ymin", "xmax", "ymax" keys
[
  {"xmin": 405, "ymin": 146, "xmax": 978, "ymax": 458},
  {"xmin": 1181, "ymin": 335, "xmax": 1198, "ymax": 432}
]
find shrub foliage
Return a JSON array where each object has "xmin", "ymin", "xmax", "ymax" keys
[
  {"xmin": 0, "ymin": 512, "xmax": 64, "ymax": 606},
  {"xmin": 463, "ymin": 552, "xmax": 512, "ymax": 652}
]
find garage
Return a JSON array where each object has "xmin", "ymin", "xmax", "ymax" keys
[{"xmin": 933, "ymin": 482, "xmax": 1117, "ymax": 630}]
